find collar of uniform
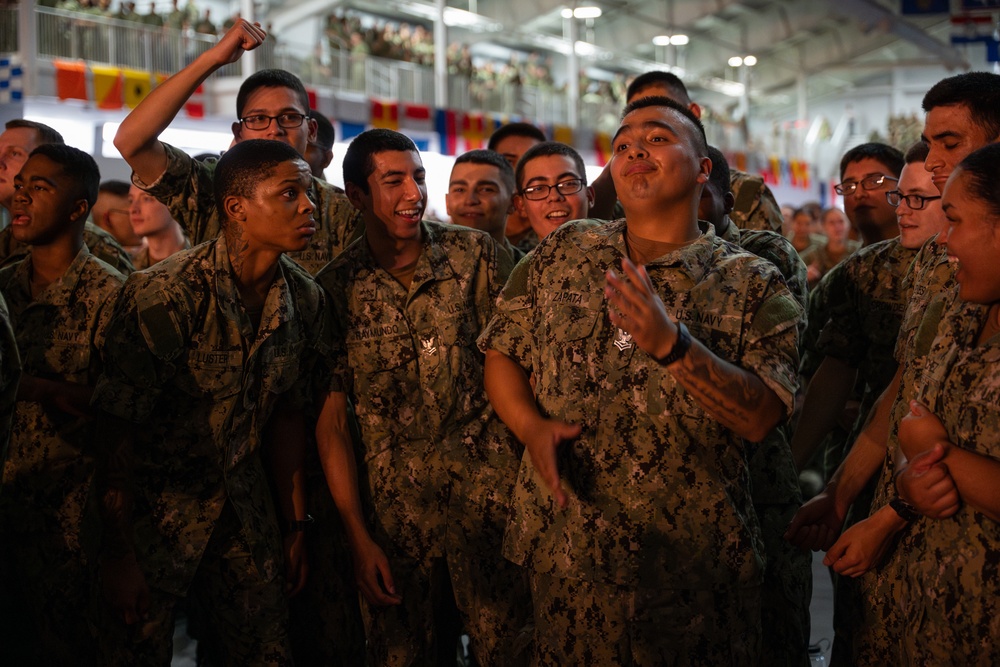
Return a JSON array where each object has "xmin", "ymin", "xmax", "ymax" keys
[
  {"xmin": 574, "ymin": 218, "xmax": 716, "ymax": 280},
  {"xmin": 353, "ymin": 219, "xmax": 456, "ymax": 301},
  {"xmin": 213, "ymin": 235, "xmax": 297, "ymax": 331},
  {"xmin": 11, "ymin": 243, "xmax": 92, "ymax": 307},
  {"xmin": 716, "ymin": 215, "xmax": 740, "ymax": 245}
]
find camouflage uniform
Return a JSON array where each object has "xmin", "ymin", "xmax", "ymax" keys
[
  {"xmin": 511, "ymin": 228, "xmax": 540, "ymax": 255},
  {"xmin": 130, "ymin": 237, "xmax": 191, "ymax": 271},
  {"xmin": 0, "ymin": 290, "xmax": 20, "ymax": 473},
  {"xmin": 719, "ymin": 219, "xmax": 812, "ymax": 667},
  {"xmin": 800, "ymin": 239, "xmax": 862, "ymax": 288},
  {"xmin": 479, "ymin": 219, "xmax": 802, "ymax": 665},
  {"xmin": 497, "ymin": 236, "xmax": 526, "ymax": 285},
  {"xmin": 0, "ymin": 246, "xmax": 124, "ymax": 665},
  {"xmin": 854, "ymin": 239, "xmax": 954, "ymax": 665},
  {"xmin": 0, "ymin": 221, "xmax": 135, "ymax": 275},
  {"xmin": 729, "ymin": 170, "xmax": 783, "ymax": 232},
  {"xmin": 91, "ymin": 236, "xmax": 326, "ymax": 665},
  {"xmin": 890, "ymin": 284, "xmax": 999, "ymax": 665},
  {"xmin": 808, "ymin": 238, "xmax": 918, "ymax": 665},
  {"xmin": 317, "ymin": 220, "xmax": 530, "ymax": 667},
  {"xmin": 132, "ymin": 143, "xmax": 363, "ymax": 275}
]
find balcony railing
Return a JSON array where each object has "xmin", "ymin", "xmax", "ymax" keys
[{"xmin": 7, "ymin": 6, "xmax": 623, "ymax": 131}]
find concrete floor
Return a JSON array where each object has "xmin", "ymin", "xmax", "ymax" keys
[{"xmin": 170, "ymin": 551, "xmax": 835, "ymax": 666}]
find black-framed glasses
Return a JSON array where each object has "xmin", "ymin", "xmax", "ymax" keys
[
  {"xmin": 886, "ymin": 190, "xmax": 941, "ymax": 210},
  {"xmin": 521, "ymin": 178, "xmax": 585, "ymax": 201},
  {"xmin": 834, "ymin": 173, "xmax": 898, "ymax": 196},
  {"xmin": 239, "ymin": 112, "xmax": 308, "ymax": 131}
]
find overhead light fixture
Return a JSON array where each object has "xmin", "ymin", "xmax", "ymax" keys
[
  {"xmin": 562, "ymin": 6, "xmax": 602, "ymax": 19},
  {"xmin": 743, "ymin": 55, "xmax": 757, "ymax": 66},
  {"xmin": 728, "ymin": 56, "xmax": 743, "ymax": 67},
  {"xmin": 652, "ymin": 35, "xmax": 671, "ymax": 46},
  {"xmin": 670, "ymin": 34, "xmax": 689, "ymax": 45}
]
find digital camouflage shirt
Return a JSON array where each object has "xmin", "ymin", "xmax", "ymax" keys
[
  {"xmin": 317, "ymin": 220, "xmax": 520, "ymax": 561},
  {"xmin": 0, "ymin": 292, "xmax": 19, "ymax": 479},
  {"xmin": 0, "ymin": 247, "xmax": 124, "ymax": 540},
  {"xmin": 133, "ymin": 143, "xmax": 363, "ymax": 275},
  {"xmin": 479, "ymin": 219, "xmax": 802, "ymax": 590},
  {"xmin": 729, "ymin": 170, "xmax": 783, "ymax": 233},
  {"xmin": 0, "ymin": 221, "xmax": 135, "ymax": 275},
  {"xmin": 91, "ymin": 236, "xmax": 327, "ymax": 595},
  {"xmin": 130, "ymin": 237, "xmax": 192, "ymax": 271}
]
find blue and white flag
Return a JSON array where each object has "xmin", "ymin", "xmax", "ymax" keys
[{"xmin": 0, "ymin": 57, "xmax": 23, "ymax": 105}]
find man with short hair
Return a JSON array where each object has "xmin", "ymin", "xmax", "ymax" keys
[
  {"xmin": 481, "ymin": 97, "xmax": 802, "ymax": 664},
  {"xmin": 306, "ymin": 110, "xmax": 336, "ymax": 181},
  {"xmin": 316, "ymin": 129, "xmax": 530, "ymax": 666},
  {"xmin": 114, "ymin": 20, "xmax": 361, "ymax": 276},
  {"xmin": 92, "ymin": 139, "xmax": 323, "ymax": 665},
  {"xmin": 699, "ymin": 145, "xmax": 812, "ymax": 666},
  {"xmin": 126, "ymin": 184, "xmax": 188, "ymax": 269},
  {"xmin": 488, "ymin": 122, "xmax": 546, "ymax": 252},
  {"xmin": 589, "ymin": 71, "xmax": 784, "ymax": 233},
  {"xmin": 92, "ymin": 180, "xmax": 143, "ymax": 257},
  {"xmin": 513, "ymin": 141, "xmax": 594, "ymax": 241},
  {"xmin": 0, "ymin": 120, "xmax": 134, "ymax": 274},
  {"xmin": 0, "ymin": 144, "xmax": 125, "ymax": 665},
  {"xmin": 446, "ymin": 148, "xmax": 520, "ymax": 281}
]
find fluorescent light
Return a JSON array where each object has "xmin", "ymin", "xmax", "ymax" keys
[
  {"xmin": 561, "ymin": 8, "xmax": 573, "ymax": 18},
  {"xmin": 728, "ymin": 56, "xmax": 743, "ymax": 67},
  {"xmin": 652, "ymin": 35, "xmax": 672, "ymax": 46},
  {"xmin": 743, "ymin": 55, "xmax": 757, "ymax": 66},
  {"xmin": 573, "ymin": 6, "xmax": 602, "ymax": 19},
  {"xmin": 670, "ymin": 34, "xmax": 689, "ymax": 45}
]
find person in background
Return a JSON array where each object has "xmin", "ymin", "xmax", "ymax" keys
[
  {"xmin": 92, "ymin": 180, "xmax": 144, "ymax": 259},
  {"xmin": 801, "ymin": 207, "xmax": 860, "ymax": 289},
  {"xmin": 127, "ymin": 184, "xmax": 188, "ymax": 270},
  {"xmin": 306, "ymin": 110, "xmax": 336, "ymax": 182},
  {"xmin": 513, "ymin": 141, "xmax": 594, "ymax": 242},
  {"xmin": 487, "ymin": 122, "xmax": 546, "ymax": 253}
]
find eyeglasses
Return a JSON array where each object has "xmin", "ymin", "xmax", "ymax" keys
[
  {"xmin": 834, "ymin": 173, "xmax": 897, "ymax": 196},
  {"xmin": 239, "ymin": 112, "xmax": 307, "ymax": 131},
  {"xmin": 885, "ymin": 190, "xmax": 942, "ymax": 210},
  {"xmin": 521, "ymin": 178, "xmax": 585, "ymax": 201}
]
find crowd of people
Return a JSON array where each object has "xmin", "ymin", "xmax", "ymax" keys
[{"xmin": 0, "ymin": 17, "xmax": 998, "ymax": 667}]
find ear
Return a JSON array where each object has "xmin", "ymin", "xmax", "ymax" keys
[
  {"xmin": 320, "ymin": 148, "xmax": 334, "ymax": 171},
  {"xmin": 585, "ymin": 185, "xmax": 595, "ymax": 209},
  {"xmin": 345, "ymin": 181, "xmax": 368, "ymax": 212},
  {"xmin": 723, "ymin": 191, "xmax": 735, "ymax": 214},
  {"xmin": 513, "ymin": 193, "xmax": 527, "ymax": 218},
  {"xmin": 688, "ymin": 102, "xmax": 702, "ymax": 119},
  {"xmin": 307, "ymin": 117, "xmax": 319, "ymax": 144},
  {"xmin": 69, "ymin": 199, "xmax": 90, "ymax": 224},
  {"xmin": 231, "ymin": 121, "xmax": 243, "ymax": 142},
  {"xmin": 696, "ymin": 156, "xmax": 711, "ymax": 184},
  {"xmin": 224, "ymin": 194, "xmax": 246, "ymax": 223}
]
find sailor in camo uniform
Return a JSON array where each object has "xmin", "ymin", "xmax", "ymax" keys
[
  {"xmin": 480, "ymin": 98, "xmax": 802, "ymax": 666},
  {"xmin": 90, "ymin": 141, "xmax": 324, "ymax": 665},
  {"xmin": 0, "ymin": 291, "xmax": 19, "ymax": 473},
  {"xmin": 0, "ymin": 145, "xmax": 125, "ymax": 665},
  {"xmin": 316, "ymin": 129, "xmax": 530, "ymax": 667},
  {"xmin": 701, "ymin": 145, "xmax": 812, "ymax": 667}
]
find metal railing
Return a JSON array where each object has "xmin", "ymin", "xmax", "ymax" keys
[{"xmin": 9, "ymin": 6, "xmax": 628, "ymax": 127}]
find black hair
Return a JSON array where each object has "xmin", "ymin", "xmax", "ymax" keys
[
  {"xmin": 705, "ymin": 145, "xmax": 731, "ymax": 196},
  {"xmin": 514, "ymin": 141, "xmax": 587, "ymax": 191},
  {"xmin": 5, "ymin": 119, "xmax": 64, "ymax": 146},
  {"xmin": 955, "ymin": 143, "xmax": 1000, "ymax": 218},
  {"xmin": 342, "ymin": 129, "xmax": 418, "ymax": 194},
  {"xmin": 235, "ymin": 69, "xmax": 310, "ymax": 118},
  {"xmin": 922, "ymin": 72, "xmax": 1000, "ymax": 143},
  {"xmin": 839, "ymin": 142, "xmax": 905, "ymax": 181},
  {"xmin": 487, "ymin": 122, "xmax": 546, "ymax": 151},
  {"xmin": 626, "ymin": 70, "xmax": 692, "ymax": 105},
  {"xmin": 214, "ymin": 139, "xmax": 304, "ymax": 221},
  {"xmin": 619, "ymin": 95, "xmax": 707, "ymax": 153},
  {"xmin": 311, "ymin": 110, "xmax": 335, "ymax": 151},
  {"xmin": 904, "ymin": 141, "xmax": 929, "ymax": 164},
  {"xmin": 29, "ymin": 143, "xmax": 99, "ymax": 208},
  {"xmin": 98, "ymin": 179, "xmax": 131, "ymax": 197},
  {"xmin": 454, "ymin": 149, "xmax": 515, "ymax": 192}
]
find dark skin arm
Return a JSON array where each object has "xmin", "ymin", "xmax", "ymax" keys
[
  {"xmin": 263, "ymin": 401, "xmax": 309, "ymax": 597},
  {"xmin": 315, "ymin": 390, "xmax": 401, "ymax": 606},
  {"xmin": 790, "ymin": 355, "xmax": 859, "ymax": 470},
  {"xmin": 94, "ymin": 412, "xmax": 150, "ymax": 625},
  {"xmin": 16, "ymin": 375, "xmax": 95, "ymax": 418},
  {"xmin": 605, "ymin": 257, "xmax": 786, "ymax": 442}
]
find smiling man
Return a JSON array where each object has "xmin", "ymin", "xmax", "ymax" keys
[
  {"xmin": 113, "ymin": 20, "xmax": 361, "ymax": 276},
  {"xmin": 513, "ymin": 141, "xmax": 594, "ymax": 241},
  {"xmin": 446, "ymin": 149, "xmax": 521, "ymax": 282},
  {"xmin": 480, "ymin": 97, "xmax": 801, "ymax": 664},
  {"xmin": 315, "ymin": 129, "xmax": 530, "ymax": 666},
  {"xmin": 92, "ymin": 140, "xmax": 324, "ymax": 665}
]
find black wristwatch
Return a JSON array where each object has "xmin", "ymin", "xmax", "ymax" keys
[
  {"xmin": 889, "ymin": 497, "xmax": 919, "ymax": 523},
  {"xmin": 658, "ymin": 322, "xmax": 691, "ymax": 366},
  {"xmin": 287, "ymin": 514, "xmax": 315, "ymax": 532}
]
